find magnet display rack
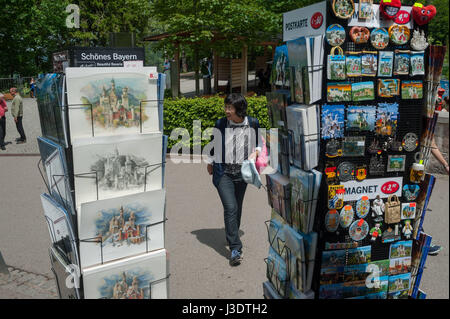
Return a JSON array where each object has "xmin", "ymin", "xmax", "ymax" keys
[{"xmin": 310, "ymin": 2, "xmax": 428, "ymax": 297}]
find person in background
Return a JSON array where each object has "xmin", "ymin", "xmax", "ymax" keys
[
  {"xmin": 0, "ymin": 93, "xmax": 8, "ymax": 150},
  {"xmin": 207, "ymin": 93, "xmax": 262, "ymax": 266},
  {"xmin": 29, "ymin": 78, "xmax": 35, "ymax": 98},
  {"xmin": 10, "ymin": 88, "xmax": 26, "ymax": 144}
]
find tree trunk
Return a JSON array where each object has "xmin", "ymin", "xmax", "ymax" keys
[
  {"xmin": 181, "ymin": 50, "xmax": 188, "ymax": 73},
  {"xmin": 194, "ymin": 47, "xmax": 200, "ymax": 96}
]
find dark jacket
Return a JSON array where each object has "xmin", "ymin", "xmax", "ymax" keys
[{"xmin": 211, "ymin": 116, "xmax": 262, "ymax": 188}]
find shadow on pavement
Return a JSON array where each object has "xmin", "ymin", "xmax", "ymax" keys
[{"xmin": 191, "ymin": 228, "xmax": 244, "ymax": 259}]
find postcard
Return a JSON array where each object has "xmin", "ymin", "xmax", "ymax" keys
[
  {"xmin": 66, "ymin": 67, "xmax": 159, "ymax": 140},
  {"xmin": 41, "ymin": 193, "xmax": 79, "ymax": 268},
  {"xmin": 49, "ymin": 247, "xmax": 81, "ymax": 299},
  {"xmin": 37, "ymin": 137, "xmax": 75, "ymax": 216},
  {"xmin": 83, "ymin": 249, "xmax": 168, "ymax": 299},
  {"xmin": 287, "ymin": 38, "xmax": 308, "ymax": 103},
  {"xmin": 388, "ymin": 289, "xmax": 409, "ymax": 299},
  {"xmin": 394, "ymin": 50, "xmax": 410, "ymax": 75},
  {"xmin": 321, "ymin": 104, "xmax": 345, "ymax": 140},
  {"xmin": 343, "ymin": 263, "xmax": 370, "ymax": 283},
  {"xmin": 266, "ymin": 92, "xmax": 287, "ymax": 130},
  {"xmin": 410, "ymin": 51, "xmax": 425, "ymax": 76},
  {"xmin": 378, "ymin": 51, "xmax": 394, "ymax": 77},
  {"xmin": 389, "ymin": 257, "xmax": 412, "ymax": 275},
  {"xmin": 376, "ymin": 103, "xmax": 398, "ymax": 136},
  {"xmin": 367, "ymin": 259, "xmax": 390, "ymax": 277},
  {"xmin": 346, "ymin": 52, "xmax": 361, "ymax": 77},
  {"xmin": 390, "ymin": 240, "xmax": 413, "ymax": 259},
  {"xmin": 352, "ymin": 81, "xmax": 375, "ymax": 102},
  {"xmin": 361, "ymin": 51, "xmax": 377, "ymax": 76},
  {"xmin": 346, "ymin": 105, "xmax": 376, "ymax": 131},
  {"xmin": 320, "ymin": 267, "xmax": 344, "ymax": 285},
  {"xmin": 401, "ymin": 80, "xmax": 423, "ymax": 99},
  {"xmin": 347, "ymin": 246, "xmax": 371, "ymax": 266},
  {"xmin": 327, "ymin": 82, "xmax": 352, "ymax": 103},
  {"xmin": 388, "ymin": 273, "xmax": 411, "ymax": 293},
  {"xmin": 267, "ymin": 247, "xmax": 288, "ymax": 297},
  {"xmin": 284, "ymin": 225, "xmax": 306, "ymax": 293},
  {"xmin": 270, "ymin": 45, "xmax": 290, "ymax": 88},
  {"xmin": 266, "ymin": 172, "xmax": 291, "ymax": 222},
  {"xmin": 321, "ymin": 249, "xmax": 346, "ymax": 268},
  {"xmin": 319, "ymin": 283, "xmax": 343, "ymax": 299},
  {"xmin": 378, "ymin": 79, "xmax": 400, "ymax": 98},
  {"xmin": 78, "ymin": 189, "xmax": 166, "ymax": 269},
  {"xmin": 72, "ymin": 133, "xmax": 163, "ymax": 208},
  {"xmin": 365, "ymin": 275, "xmax": 389, "ymax": 296}
]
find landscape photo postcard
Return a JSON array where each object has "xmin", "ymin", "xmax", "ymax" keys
[
  {"xmin": 347, "ymin": 246, "xmax": 372, "ymax": 265},
  {"xmin": 268, "ymin": 210, "xmax": 288, "ymax": 259},
  {"xmin": 390, "ymin": 240, "xmax": 413, "ymax": 259},
  {"xmin": 319, "ymin": 283, "xmax": 343, "ymax": 299},
  {"xmin": 79, "ymin": 189, "xmax": 166, "ymax": 269},
  {"xmin": 346, "ymin": 105, "xmax": 376, "ymax": 131},
  {"xmin": 376, "ymin": 102, "xmax": 398, "ymax": 136},
  {"xmin": 320, "ymin": 267, "xmax": 344, "ymax": 286},
  {"xmin": 389, "ymin": 257, "xmax": 412, "ymax": 275},
  {"xmin": 72, "ymin": 133, "xmax": 163, "ymax": 208},
  {"xmin": 82, "ymin": 249, "xmax": 168, "ymax": 299},
  {"xmin": 321, "ymin": 249, "xmax": 346, "ymax": 268},
  {"xmin": 352, "ymin": 81, "xmax": 375, "ymax": 102},
  {"xmin": 321, "ymin": 104, "xmax": 345, "ymax": 139},
  {"xmin": 66, "ymin": 67, "xmax": 159, "ymax": 140},
  {"xmin": 388, "ymin": 273, "xmax": 411, "ymax": 294}
]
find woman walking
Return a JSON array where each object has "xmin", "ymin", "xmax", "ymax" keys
[{"xmin": 207, "ymin": 93, "xmax": 262, "ymax": 266}]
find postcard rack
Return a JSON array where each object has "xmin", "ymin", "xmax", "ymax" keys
[
  {"xmin": 78, "ymin": 217, "xmax": 168, "ymax": 266},
  {"xmin": 36, "ymin": 71, "xmax": 169, "ymax": 299}
]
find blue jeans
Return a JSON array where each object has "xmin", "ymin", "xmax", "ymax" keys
[{"xmin": 216, "ymin": 173, "xmax": 248, "ymax": 253}]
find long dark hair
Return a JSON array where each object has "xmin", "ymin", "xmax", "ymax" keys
[{"xmin": 224, "ymin": 93, "xmax": 247, "ymax": 118}]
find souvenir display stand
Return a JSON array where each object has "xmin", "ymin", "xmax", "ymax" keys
[
  {"xmin": 36, "ymin": 64, "xmax": 170, "ymax": 299},
  {"xmin": 263, "ymin": 0, "xmax": 443, "ymax": 299}
]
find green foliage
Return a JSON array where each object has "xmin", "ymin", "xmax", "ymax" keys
[{"xmin": 163, "ymin": 95, "xmax": 269, "ymax": 151}]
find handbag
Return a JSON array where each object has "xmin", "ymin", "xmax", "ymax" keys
[
  {"xmin": 384, "ymin": 195, "xmax": 401, "ymax": 224},
  {"xmin": 328, "ymin": 46, "xmax": 346, "ymax": 80},
  {"xmin": 255, "ymin": 135, "xmax": 269, "ymax": 174}
]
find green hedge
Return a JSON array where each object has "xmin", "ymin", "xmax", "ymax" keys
[{"xmin": 163, "ymin": 95, "xmax": 270, "ymax": 151}]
